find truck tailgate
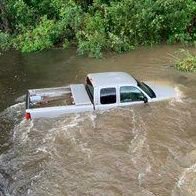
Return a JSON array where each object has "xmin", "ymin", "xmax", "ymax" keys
[{"xmin": 70, "ymin": 84, "xmax": 92, "ymax": 105}]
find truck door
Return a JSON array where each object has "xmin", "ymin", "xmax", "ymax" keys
[
  {"xmin": 119, "ymin": 86, "xmax": 146, "ymax": 107},
  {"xmin": 95, "ymin": 87, "xmax": 118, "ymax": 110}
]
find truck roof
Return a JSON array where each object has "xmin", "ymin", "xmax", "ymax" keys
[{"xmin": 87, "ymin": 72, "xmax": 137, "ymax": 87}]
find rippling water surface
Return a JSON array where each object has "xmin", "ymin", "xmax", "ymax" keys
[{"xmin": 0, "ymin": 46, "xmax": 196, "ymax": 195}]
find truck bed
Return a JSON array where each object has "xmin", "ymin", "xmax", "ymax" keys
[
  {"xmin": 26, "ymin": 84, "xmax": 94, "ymax": 119},
  {"xmin": 27, "ymin": 86, "xmax": 73, "ymax": 109}
]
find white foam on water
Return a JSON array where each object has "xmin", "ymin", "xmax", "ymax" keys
[
  {"xmin": 27, "ymin": 170, "xmax": 46, "ymax": 195},
  {"xmin": 138, "ymin": 162, "xmax": 152, "ymax": 186},
  {"xmin": 177, "ymin": 163, "xmax": 196, "ymax": 188},
  {"xmin": 140, "ymin": 189, "xmax": 156, "ymax": 196},
  {"xmin": 88, "ymin": 112, "xmax": 97, "ymax": 128},
  {"xmin": 127, "ymin": 109, "xmax": 150, "ymax": 171},
  {"xmin": 41, "ymin": 114, "xmax": 82, "ymax": 143},
  {"xmin": 0, "ymin": 102, "xmax": 25, "ymax": 120},
  {"xmin": 79, "ymin": 142, "xmax": 92, "ymax": 159},
  {"xmin": 27, "ymin": 188, "xmax": 32, "ymax": 195},
  {"xmin": 63, "ymin": 114, "xmax": 93, "ymax": 159},
  {"xmin": 9, "ymin": 102, "xmax": 25, "ymax": 110},
  {"xmin": 15, "ymin": 95, "xmax": 26, "ymax": 103},
  {"xmin": 138, "ymin": 172, "xmax": 145, "ymax": 186},
  {"xmin": 129, "ymin": 110, "xmax": 147, "ymax": 151},
  {"xmin": 61, "ymin": 114, "xmax": 81, "ymax": 133},
  {"xmin": 41, "ymin": 113, "xmax": 93, "ymax": 160},
  {"xmin": 170, "ymin": 86, "xmax": 184, "ymax": 105},
  {"xmin": 13, "ymin": 119, "xmax": 34, "ymax": 143},
  {"xmin": 36, "ymin": 146, "xmax": 49, "ymax": 154},
  {"xmin": 129, "ymin": 134, "xmax": 146, "ymax": 155}
]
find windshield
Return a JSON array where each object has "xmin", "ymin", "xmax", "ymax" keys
[
  {"xmin": 85, "ymin": 77, "xmax": 94, "ymax": 103},
  {"xmin": 137, "ymin": 81, "xmax": 156, "ymax": 98}
]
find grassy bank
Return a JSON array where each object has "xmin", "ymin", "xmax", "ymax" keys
[{"xmin": 0, "ymin": 0, "xmax": 196, "ymax": 57}]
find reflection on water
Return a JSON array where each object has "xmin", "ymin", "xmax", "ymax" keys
[{"xmin": 0, "ymin": 45, "xmax": 196, "ymax": 195}]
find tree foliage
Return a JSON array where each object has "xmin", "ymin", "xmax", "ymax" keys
[{"xmin": 0, "ymin": 0, "xmax": 195, "ymax": 57}]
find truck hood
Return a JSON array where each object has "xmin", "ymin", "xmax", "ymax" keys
[{"xmin": 144, "ymin": 82, "xmax": 176, "ymax": 100}]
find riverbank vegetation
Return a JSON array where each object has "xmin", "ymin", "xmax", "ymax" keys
[{"xmin": 0, "ymin": 0, "xmax": 196, "ymax": 57}]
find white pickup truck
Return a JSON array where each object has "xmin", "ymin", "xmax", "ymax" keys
[{"xmin": 25, "ymin": 72, "xmax": 176, "ymax": 119}]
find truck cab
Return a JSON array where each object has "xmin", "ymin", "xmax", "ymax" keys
[{"xmin": 85, "ymin": 72, "xmax": 153, "ymax": 110}]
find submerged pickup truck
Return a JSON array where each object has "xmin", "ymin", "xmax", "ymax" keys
[{"xmin": 25, "ymin": 72, "xmax": 176, "ymax": 119}]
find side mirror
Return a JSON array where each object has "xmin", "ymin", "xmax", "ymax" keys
[{"xmin": 143, "ymin": 96, "xmax": 148, "ymax": 103}]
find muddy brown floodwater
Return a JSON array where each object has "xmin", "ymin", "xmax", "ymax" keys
[{"xmin": 0, "ymin": 45, "xmax": 196, "ymax": 196}]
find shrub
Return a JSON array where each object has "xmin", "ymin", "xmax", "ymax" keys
[
  {"xmin": 76, "ymin": 13, "xmax": 107, "ymax": 58},
  {"xmin": 14, "ymin": 16, "xmax": 59, "ymax": 52},
  {"xmin": 0, "ymin": 31, "xmax": 11, "ymax": 51},
  {"xmin": 1, "ymin": 0, "xmax": 196, "ymax": 56}
]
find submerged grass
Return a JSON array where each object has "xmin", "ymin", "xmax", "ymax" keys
[{"xmin": 172, "ymin": 49, "xmax": 196, "ymax": 72}]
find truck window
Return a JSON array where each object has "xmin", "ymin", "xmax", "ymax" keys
[
  {"xmin": 137, "ymin": 81, "xmax": 156, "ymax": 98},
  {"xmin": 120, "ymin": 86, "xmax": 144, "ymax": 103},
  {"xmin": 100, "ymin": 88, "xmax": 116, "ymax": 104}
]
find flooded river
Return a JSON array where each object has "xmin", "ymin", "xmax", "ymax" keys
[{"xmin": 0, "ymin": 45, "xmax": 196, "ymax": 195}]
